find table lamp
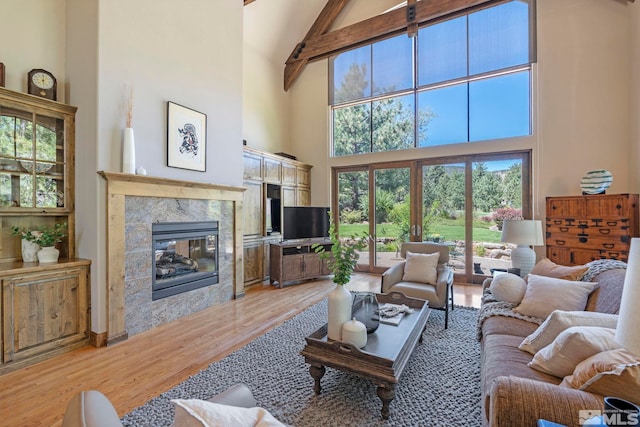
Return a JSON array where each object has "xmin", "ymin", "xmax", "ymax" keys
[
  {"xmin": 501, "ymin": 219, "xmax": 544, "ymax": 277},
  {"xmin": 615, "ymin": 238, "xmax": 640, "ymax": 355}
]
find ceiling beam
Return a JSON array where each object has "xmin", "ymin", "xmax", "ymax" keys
[
  {"xmin": 286, "ymin": 0, "xmax": 501, "ymax": 69},
  {"xmin": 244, "ymin": 0, "xmax": 256, "ymax": 5},
  {"xmin": 283, "ymin": 0, "xmax": 351, "ymax": 91}
]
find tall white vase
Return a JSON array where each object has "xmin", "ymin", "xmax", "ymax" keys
[
  {"xmin": 123, "ymin": 127, "xmax": 136, "ymax": 174},
  {"xmin": 327, "ymin": 284, "xmax": 352, "ymax": 341}
]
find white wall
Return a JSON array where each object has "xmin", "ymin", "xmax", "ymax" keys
[
  {"xmin": 3, "ymin": 0, "xmax": 244, "ymax": 334},
  {"xmin": 243, "ymin": 44, "xmax": 291, "ymax": 153},
  {"xmin": 1, "ymin": 0, "xmax": 67, "ymax": 97},
  {"xmin": 630, "ymin": 3, "xmax": 640, "ymax": 195},
  {"xmin": 290, "ymin": 0, "xmax": 635, "ymax": 220}
]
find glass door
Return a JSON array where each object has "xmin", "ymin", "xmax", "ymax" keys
[
  {"xmin": 373, "ymin": 165, "xmax": 412, "ymax": 269},
  {"xmin": 336, "ymin": 169, "xmax": 370, "ymax": 269}
]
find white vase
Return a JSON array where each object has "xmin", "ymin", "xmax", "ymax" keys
[
  {"xmin": 122, "ymin": 127, "xmax": 136, "ymax": 174},
  {"xmin": 21, "ymin": 239, "xmax": 40, "ymax": 262},
  {"xmin": 327, "ymin": 284, "xmax": 352, "ymax": 341},
  {"xmin": 37, "ymin": 246, "xmax": 60, "ymax": 263}
]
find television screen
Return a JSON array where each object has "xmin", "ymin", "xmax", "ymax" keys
[{"xmin": 283, "ymin": 207, "xmax": 330, "ymax": 241}]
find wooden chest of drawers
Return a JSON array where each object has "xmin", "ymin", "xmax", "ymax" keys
[{"xmin": 545, "ymin": 194, "xmax": 639, "ymax": 265}]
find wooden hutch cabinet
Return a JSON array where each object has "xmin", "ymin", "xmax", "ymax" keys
[
  {"xmin": 242, "ymin": 146, "xmax": 311, "ymax": 288},
  {"xmin": 0, "ymin": 87, "xmax": 90, "ymax": 374},
  {"xmin": 545, "ymin": 194, "xmax": 639, "ymax": 265}
]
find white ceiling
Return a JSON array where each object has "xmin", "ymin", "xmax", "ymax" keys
[{"xmin": 243, "ymin": 0, "xmax": 404, "ymax": 66}]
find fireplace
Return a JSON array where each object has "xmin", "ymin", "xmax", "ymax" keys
[{"xmin": 152, "ymin": 221, "xmax": 219, "ymax": 300}]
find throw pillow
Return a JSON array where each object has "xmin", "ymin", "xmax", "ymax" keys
[
  {"xmin": 519, "ymin": 310, "xmax": 619, "ymax": 354},
  {"xmin": 489, "ymin": 273, "xmax": 527, "ymax": 304},
  {"xmin": 528, "ymin": 326, "xmax": 620, "ymax": 378},
  {"xmin": 529, "ymin": 258, "xmax": 589, "ymax": 281},
  {"xmin": 560, "ymin": 349, "xmax": 640, "ymax": 405},
  {"xmin": 514, "ymin": 274, "xmax": 598, "ymax": 319},
  {"xmin": 172, "ymin": 399, "xmax": 287, "ymax": 427},
  {"xmin": 402, "ymin": 251, "xmax": 439, "ymax": 284}
]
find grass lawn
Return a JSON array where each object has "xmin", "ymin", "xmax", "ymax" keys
[{"xmin": 339, "ymin": 217, "xmax": 502, "ymax": 244}]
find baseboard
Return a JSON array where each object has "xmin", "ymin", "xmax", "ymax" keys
[{"xmin": 89, "ymin": 331, "xmax": 108, "ymax": 348}]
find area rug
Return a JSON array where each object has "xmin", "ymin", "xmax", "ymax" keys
[{"xmin": 122, "ymin": 300, "xmax": 481, "ymax": 426}]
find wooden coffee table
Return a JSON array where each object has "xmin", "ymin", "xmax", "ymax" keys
[{"xmin": 300, "ymin": 292, "xmax": 430, "ymax": 419}]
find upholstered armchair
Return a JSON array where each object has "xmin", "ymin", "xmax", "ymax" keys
[{"xmin": 381, "ymin": 242, "xmax": 454, "ymax": 328}]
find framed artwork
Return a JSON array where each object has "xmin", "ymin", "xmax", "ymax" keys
[{"xmin": 167, "ymin": 101, "xmax": 207, "ymax": 172}]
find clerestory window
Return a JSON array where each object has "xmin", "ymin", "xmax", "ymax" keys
[{"xmin": 329, "ymin": 0, "xmax": 535, "ymax": 156}]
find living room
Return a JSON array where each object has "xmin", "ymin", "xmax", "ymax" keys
[{"xmin": 0, "ymin": 0, "xmax": 639, "ymax": 425}]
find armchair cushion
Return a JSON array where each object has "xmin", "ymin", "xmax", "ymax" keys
[
  {"xmin": 172, "ymin": 399, "xmax": 286, "ymax": 427},
  {"xmin": 402, "ymin": 251, "xmax": 439, "ymax": 284}
]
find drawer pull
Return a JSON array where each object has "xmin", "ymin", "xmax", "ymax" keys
[
  {"xmin": 607, "ymin": 221, "xmax": 618, "ymax": 226},
  {"xmin": 599, "ymin": 229, "xmax": 611, "ymax": 234},
  {"xmin": 579, "ymin": 237, "xmax": 588, "ymax": 243},
  {"xmin": 555, "ymin": 240, "xmax": 566, "ymax": 246},
  {"xmin": 553, "ymin": 220, "xmax": 563, "ymax": 225},
  {"xmin": 603, "ymin": 243, "xmax": 615, "ymax": 249},
  {"xmin": 578, "ymin": 220, "xmax": 588, "ymax": 226},
  {"xmin": 559, "ymin": 227, "xmax": 569, "ymax": 232}
]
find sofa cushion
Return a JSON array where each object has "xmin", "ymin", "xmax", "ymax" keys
[
  {"xmin": 584, "ymin": 268, "xmax": 626, "ymax": 314},
  {"xmin": 489, "ymin": 273, "xmax": 527, "ymax": 304},
  {"xmin": 529, "ymin": 258, "xmax": 588, "ymax": 281},
  {"xmin": 481, "ymin": 334, "xmax": 561, "ymax": 399},
  {"xmin": 481, "ymin": 315, "xmax": 539, "ymax": 339},
  {"xmin": 402, "ymin": 251, "xmax": 439, "ymax": 284},
  {"xmin": 519, "ymin": 310, "xmax": 619, "ymax": 355},
  {"xmin": 528, "ymin": 326, "xmax": 620, "ymax": 378},
  {"xmin": 514, "ymin": 274, "xmax": 598, "ymax": 319},
  {"xmin": 561, "ymin": 348, "xmax": 640, "ymax": 405},
  {"xmin": 172, "ymin": 399, "xmax": 286, "ymax": 427}
]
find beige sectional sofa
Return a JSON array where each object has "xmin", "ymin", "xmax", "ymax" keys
[{"xmin": 479, "ymin": 266, "xmax": 627, "ymax": 427}]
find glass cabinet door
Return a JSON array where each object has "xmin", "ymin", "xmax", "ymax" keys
[{"xmin": 0, "ymin": 106, "xmax": 66, "ymax": 209}]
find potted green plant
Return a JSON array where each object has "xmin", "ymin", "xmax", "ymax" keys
[
  {"xmin": 313, "ymin": 214, "xmax": 369, "ymax": 340},
  {"xmin": 12, "ymin": 223, "xmax": 66, "ymax": 263}
]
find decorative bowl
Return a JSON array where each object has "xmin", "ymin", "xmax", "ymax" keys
[
  {"xmin": 580, "ymin": 170, "xmax": 613, "ymax": 195},
  {"xmin": 19, "ymin": 160, "xmax": 54, "ymax": 174}
]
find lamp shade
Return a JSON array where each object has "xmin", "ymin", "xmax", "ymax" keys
[
  {"xmin": 615, "ymin": 238, "xmax": 640, "ymax": 355},
  {"xmin": 501, "ymin": 219, "xmax": 544, "ymax": 246},
  {"xmin": 501, "ymin": 220, "xmax": 544, "ymax": 277}
]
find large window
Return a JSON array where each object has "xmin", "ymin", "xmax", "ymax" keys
[{"xmin": 330, "ymin": 0, "xmax": 534, "ymax": 155}]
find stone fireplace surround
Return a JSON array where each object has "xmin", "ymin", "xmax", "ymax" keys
[{"xmin": 99, "ymin": 172, "xmax": 244, "ymax": 345}]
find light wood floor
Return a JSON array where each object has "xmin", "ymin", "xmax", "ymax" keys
[{"xmin": 0, "ymin": 274, "xmax": 482, "ymax": 427}]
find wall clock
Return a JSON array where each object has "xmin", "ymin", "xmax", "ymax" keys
[{"xmin": 27, "ymin": 68, "xmax": 57, "ymax": 100}]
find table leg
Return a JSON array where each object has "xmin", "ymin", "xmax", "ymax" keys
[
  {"xmin": 310, "ymin": 365, "xmax": 325, "ymax": 395},
  {"xmin": 377, "ymin": 385, "xmax": 395, "ymax": 419}
]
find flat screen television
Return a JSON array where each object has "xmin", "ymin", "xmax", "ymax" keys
[{"xmin": 283, "ymin": 206, "xmax": 330, "ymax": 241}]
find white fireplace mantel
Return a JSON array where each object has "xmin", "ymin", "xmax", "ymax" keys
[{"xmin": 99, "ymin": 171, "xmax": 245, "ymax": 345}]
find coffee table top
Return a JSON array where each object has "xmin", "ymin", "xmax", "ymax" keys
[{"xmin": 301, "ymin": 292, "xmax": 430, "ymax": 383}]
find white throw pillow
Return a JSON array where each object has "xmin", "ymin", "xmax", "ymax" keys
[
  {"xmin": 513, "ymin": 274, "xmax": 598, "ymax": 319},
  {"xmin": 528, "ymin": 326, "xmax": 620, "ymax": 378},
  {"xmin": 519, "ymin": 310, "xmax": 618, "ymax": 354},
  {"xmin": 402, "ymin": 251, "xmax": 439, "ymax": 284},
  {"xmin": 172, "ymin": 399, "xmax": 287, "ymax": 427},
  {"xmin": 489, "ymin": 273, "xmax": 527, "ymax": 304}
]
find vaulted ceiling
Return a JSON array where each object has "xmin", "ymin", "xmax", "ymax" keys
[{"xmin": 244, "ymin": 0, "xmax": 635, "ymax": 91}]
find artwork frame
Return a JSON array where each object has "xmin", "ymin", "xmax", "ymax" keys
[{"xmin": 167, "ymin": 101, "xmax": 207, "ymax": 172}]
